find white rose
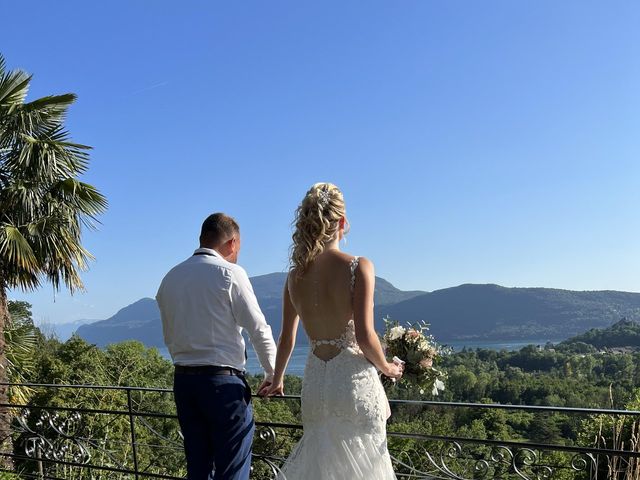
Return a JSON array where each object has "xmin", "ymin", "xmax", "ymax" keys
[
  {"xmin": 431, "ymin": 379, "xmax": 445, "ymax": 396},
  {"xmin": 388, "ymin": 326, "xmax": 406, "ymax": 341}
]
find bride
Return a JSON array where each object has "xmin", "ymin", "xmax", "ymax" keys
[{"xmin": 262, "ymin": 182, "xmax": 403, "ymax": 479}]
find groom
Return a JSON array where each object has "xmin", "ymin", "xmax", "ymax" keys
[{"xmin": 156, "ymin": 213, "xmax": 277, "ymax": 480}]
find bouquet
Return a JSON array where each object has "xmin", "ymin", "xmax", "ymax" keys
[{"xmin": 381, "ymin": 317, "xmax": 447, "ymax": 396}]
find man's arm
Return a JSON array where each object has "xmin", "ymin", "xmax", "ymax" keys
[
  {"xmin": 155, "ymin": 279, "xmax": 171, "ymax": 350},
  {"xmin": 229, "ymin": 266, "xmax": 277, "ymax": 381}
]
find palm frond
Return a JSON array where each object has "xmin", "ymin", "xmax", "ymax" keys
[
  {"xmin": 50, "ymin": 178, "xmax": 108, "ymax": 220},
  {"xmin": 0, "ymin": 224, "xmax": 38, "ymax": 271},
  {"xmin": 1, "ymin": 94, "xmax": 76, "ymax": 140},
  {"xmin": 6, "ymin": 301, "xmax": 38, "ymax": 404},
  {"xmin": 2, "ymin": 268, "xmax": 40, "ymax": 291},
  {"xmin": 0, "ymin": 179, "xmax": 43, "ymax": 220},
  {"xmin": 1, "ymin": 126, "xmax": 91, "ymax": 183},
  {"xmin": 21, "ymin": 93, "xmax": 76, "ymax": 116},
  {"xmin": 0, "ymin": 69, "xmax": 31, "ymax": 108}
]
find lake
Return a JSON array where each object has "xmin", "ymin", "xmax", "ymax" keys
[{"xmin": 160, "ymin": 338, "xmax": 555, "ymax": 377}]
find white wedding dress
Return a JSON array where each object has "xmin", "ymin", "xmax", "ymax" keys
[{"xmin": 276, "ymin": 258, "xmax": 396, "ymax": 480}]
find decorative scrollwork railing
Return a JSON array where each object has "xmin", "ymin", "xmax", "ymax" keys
[{"xmin": 0, "ymin": 382, "xmax": 639, "ymax": 479}]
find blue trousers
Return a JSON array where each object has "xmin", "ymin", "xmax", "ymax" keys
[{"xmin": 174, "ymin": 372, "xmax": 255, "ymax": 480}]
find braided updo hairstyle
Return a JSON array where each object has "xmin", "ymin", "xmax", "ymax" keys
[{"xmin": 290, "ymin": 182, "xmax": 346, "ymax": 276}]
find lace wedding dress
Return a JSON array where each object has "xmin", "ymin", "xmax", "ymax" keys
[{"xmin": 276, "ymin": 258, "xmax": 396, "ymax": 480}]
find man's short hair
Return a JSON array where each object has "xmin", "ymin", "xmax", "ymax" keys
[{"xmin": 200, "ymin": 213, "xmax": 240, "ymax": 246}]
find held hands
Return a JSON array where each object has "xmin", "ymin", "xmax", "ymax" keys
[
  {"xmin": 257, "ymin": 378, "xmax": 273, "ymax": 397},
  {"xmin": 258, "ymin": 378, "xmax": 285, "ymax": 397},
  {"xmin": 264, "ymin": 381, "xmax": 285, "ymax": 397}
]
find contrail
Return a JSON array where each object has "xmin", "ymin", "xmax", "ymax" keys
[{"xmin": 130, "ymin": 80, "xmax": 169, "ymax": 95}]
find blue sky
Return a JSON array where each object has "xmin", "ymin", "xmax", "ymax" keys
[{"xmin": 3, "ymin": 1, "xmax": 639, "ymax": 325}]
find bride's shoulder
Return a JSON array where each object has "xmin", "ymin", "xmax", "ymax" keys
[
  {"xmin": 352, "ymin": 256, "xmax": 374, "ymax": 274},
  {"xmin": 286, "ymin": 267, "xmax": 300, "ymax": 285},
  {"xmin": 334, "ymin": 252, "xmax": 374, "ymax": 271}
]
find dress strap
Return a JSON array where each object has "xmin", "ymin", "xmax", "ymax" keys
[{"xmin": 349, "ymin": 256, "xmax": 360, "ymax": 293}]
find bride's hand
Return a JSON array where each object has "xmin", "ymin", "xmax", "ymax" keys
[
  {"xmin": 382, "ymin": 362, "xmax": 404, "ymax": 379},
  {"xmin": 264, "ymin": 381, "xmax": 285, "ymax": 397}
]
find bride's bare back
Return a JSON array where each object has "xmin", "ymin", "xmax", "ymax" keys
[{"xmin": 288, "ymin": 249, "xmax": 357, "ymax": 361}]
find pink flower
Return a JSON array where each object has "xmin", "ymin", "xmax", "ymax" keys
[
  {"xmin": 419, "ymin": 358, "xmax": 433, "ymax": 369},
  {"xmin": 406, "ymin": 329, "xmax": 420, "ymax": 339}
]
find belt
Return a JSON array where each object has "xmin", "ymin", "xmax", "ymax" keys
[{"xmin": 174, "ymin": 365, "xmax": 244, "ymax": 376}]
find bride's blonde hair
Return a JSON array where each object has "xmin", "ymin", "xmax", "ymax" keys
[{"xmin": 290, "ymin": 182, "xmax": 346, "ymax": 276}]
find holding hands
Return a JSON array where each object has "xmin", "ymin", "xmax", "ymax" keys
[{"xmin": 258, "ymin": 378, "xmax": 284, "ymax": 397}]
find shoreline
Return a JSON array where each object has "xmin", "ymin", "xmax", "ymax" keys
[{"xmin": 160, "ymin": 338, "xmax": 557, "ymax": 377}]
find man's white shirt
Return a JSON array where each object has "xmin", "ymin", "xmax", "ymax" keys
[{"xmin": 156, "ymin": 248, "xmax": 276, "ymax": 380}]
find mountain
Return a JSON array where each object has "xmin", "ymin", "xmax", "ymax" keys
[
  {"xmin": 76, "ymin": 298, "xmax": 162, "ymax": 347},
  {"xmin": 75, "ymin": 274, "xmax": 425, "ymax": 348},
  {"xmin": 74, "ymin": 276, "xmax": 640, "ymax": 348},
  {"xmin": 560, "ymin": 318, "xmax": 640, "ymax": 350},
  {"xmin": 376, "ymin": 284, "xmax": 640, "ymax": 341},
  {"xmin": 250, "ymin": 272, "xmax": 424, "ymax": 306},
  {"xmin": 37, "ymin": 319, "xmax": 93, "ymax": 341}
]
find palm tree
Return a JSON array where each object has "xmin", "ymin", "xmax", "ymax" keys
[
  {"xmin": 0, "ymin": 53, "xmax": 107, "ymax": 454},
  {"xmin": 5, "ymin": 301, "xmax": 38, "ymax": 406}
]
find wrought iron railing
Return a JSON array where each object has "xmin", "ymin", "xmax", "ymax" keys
[{"xmin": 1, "ymin": 382, "xmax": 639, "ymax": 479}]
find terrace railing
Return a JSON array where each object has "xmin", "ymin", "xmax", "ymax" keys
[{"xmin": 1, "ymin": 382, "xmax": 639, "ymax": 479}]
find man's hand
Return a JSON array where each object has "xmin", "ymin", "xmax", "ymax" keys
[
  {"xmin": 257, "ymin": 379, "xmax": 272, "ymax": 397},
  {"xmin": 264, "ymin": 381, "xmax": 284, "ymax": 397}
]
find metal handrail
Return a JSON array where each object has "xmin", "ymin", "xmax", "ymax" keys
[
  {"xmin": 3, "ymin": 381, "xmax": 640, "ymax": 479},
  {"xmin": 4, "ymin": 381, "xmax": 640, "ymax": 416}
]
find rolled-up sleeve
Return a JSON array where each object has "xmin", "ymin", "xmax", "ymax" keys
[{"xmin": 230, "ymin": 267, "xmax": 277, "ymax": 380}]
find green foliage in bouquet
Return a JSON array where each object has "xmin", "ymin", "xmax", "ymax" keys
[{"xmin": 381, "ymin": 317, "xmax": 448, "ymax": 396}]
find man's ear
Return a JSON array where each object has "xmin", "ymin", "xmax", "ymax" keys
[{"xmin": 226, "ymin": 236, "xmax": 239, "ymax": 254}]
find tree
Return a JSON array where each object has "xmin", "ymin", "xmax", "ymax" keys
[
  {"xmin": 5, "ymin": 301, "xmax": 38, "ymax": 404},
  {"xmin": 578, "ymin": 390, "xmax": 640, "ymax": 479},
  {"xmin": 0, "ymin": 53, "xmax": 106, "ymax": 455}
]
